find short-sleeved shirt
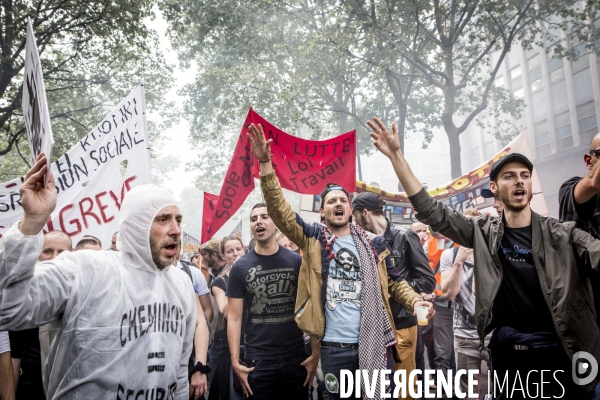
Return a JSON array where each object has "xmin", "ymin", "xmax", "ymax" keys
[
  {"xmin": 0, "ymin": 331, "xmax": 9, "ymax": 354},
  {"xmin": 323, "ymin": 235, "xmax": 362, "ymax": 343},
  {"xmin": 439, "ymin": 248, "xmax": 478, "ymax": 340},
  {"xmin": 226, "ymin": 247, "xmax": 305, "ymax": 360},
  {"xmin": 210, "ymin": 275, "xmax": 230, "ymax": 344},
  {"xmin": 559, "ymin": 176, "xmax": 600, "ymax": 326},
  {"xmin": 177, "ymin": 261, "xmax": 209, "ymax": 297}
]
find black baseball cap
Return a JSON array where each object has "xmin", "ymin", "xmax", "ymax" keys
[
  {"xmin": 481, "ymin": 189, "xmax": 494, "ymax": 198},
  {"xmin": 352, "ymin": 192, "xmax": 384, "ymax": 211},
  {"xmin": 489, "ymin": 153, "xmax": 533, "ymax": 182},
  {"xmin": 320, "ymin": 183, "xmax": 350, "ymax": 208}
]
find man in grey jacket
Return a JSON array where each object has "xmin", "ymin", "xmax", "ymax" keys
[
  {"xmin": 367, "ymin": 117, "xmax": 600, "ymax": 399},
  {"xmin": 0, "ymin": 155, "xmax": 205, "ymax": 399}
]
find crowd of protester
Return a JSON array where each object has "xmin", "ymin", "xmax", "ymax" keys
[{"xmin": 1, "ymin": 121, "xmax": 600, "ymax": 400}]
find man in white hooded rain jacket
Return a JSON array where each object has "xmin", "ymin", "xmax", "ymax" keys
[{"xmin": 0, "ymin": 154, "xmax": 200, "ymax": 399}]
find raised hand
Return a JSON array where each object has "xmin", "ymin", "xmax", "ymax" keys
[
  {"xmin": 19, "ymin": 153, "xmax": 57, "ymax": 235},
  {"xmin": 367, "ymin": 117, "xmax": 401, "ymax": 159},
  {"xmin": 247, "ymin": 123, "xmax": 273, "ymax": 162}
]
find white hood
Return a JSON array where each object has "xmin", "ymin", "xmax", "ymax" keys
[{"xmin": 118, "ymin": 184, "xmax": 178, "ymax": 271}]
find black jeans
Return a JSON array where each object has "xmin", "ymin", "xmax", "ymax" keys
[{"xmin": 245, "ymin": 355, "xmax": 308, "ymax": 400}]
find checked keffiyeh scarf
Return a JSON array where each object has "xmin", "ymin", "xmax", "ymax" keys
[{"xmin": 323, "ymin": 223, "xmax": 396, "ymax": 398}]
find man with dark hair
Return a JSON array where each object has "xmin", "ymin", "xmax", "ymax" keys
[
  {"xmin": 369, "ymin": 117, "xmax": 600, "ymax": 398},
  {"xmin": 247, "ymin": 123, "xmax": 433, "ymax": 400},
  {"xmin": 352, "ymin": 192, "xmax": 435, "ymax": 399},
  {"xmin": 227, "ymin": 203, "xmax": 318, "ymax": 399},
  {"xmin": 200, "ymin": 238, "xmax": 226, "ymax": 287}
]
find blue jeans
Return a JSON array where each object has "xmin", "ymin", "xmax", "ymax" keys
[
  {"xmin": 245, "ymin": 355, "xmax": 308, "ymax": 400},
  {"xmin": 320, "ymin": 345, "xmax": 395, "ymax": 400}
]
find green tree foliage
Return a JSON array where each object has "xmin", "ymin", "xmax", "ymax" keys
[
  {"xmin": 0, "ymin": 0, "xmax": 175, "ymax": 181},
  {"xmin": 163, "ymin": 0, "xmax": 599, "ymax": 182}
]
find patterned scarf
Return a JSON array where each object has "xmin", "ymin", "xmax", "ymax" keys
[{"xmin": 322, "ymin": 224, "xmax": 396, "ymax": 398}]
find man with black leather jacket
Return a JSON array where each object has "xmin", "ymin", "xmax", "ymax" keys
[{"xmin": 353, "ymin": 192, "xmax": 435, "ymax": 399}]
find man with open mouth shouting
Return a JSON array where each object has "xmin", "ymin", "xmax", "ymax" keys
[
  {"xmin": 247, "ymin": 123, "xmax": 434, "ymax": 400},
  {"xmin": 368, "ymin": 116, "xmax": 600, "ymax": 399},
  {"xmin": 0, "ymin": 154, "xmax": 207, "ymax": 400}
]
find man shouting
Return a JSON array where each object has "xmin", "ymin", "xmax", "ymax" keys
[{"xmin": 0, "ymin": 154, "xmax": 207, "ymax": 399}]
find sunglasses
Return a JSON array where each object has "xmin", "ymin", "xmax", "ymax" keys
[{"xmin": 590, "ymin": 149, "xmax": 600, "ymax": 158}]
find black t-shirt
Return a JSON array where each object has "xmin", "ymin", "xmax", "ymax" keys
[
  {"xmin": 210, "ymin": 276, "xmax": 230, "ymax": 344},
  {"xmin": 226, "ymin": 247, "xmax": 305, "ymax": 360},
  {"xmin": 559, "ymin": 176, "xmax": 600, "ymax": 237},
  {"xmin": 559, "ymin": 176, "xmax": 600, "ymax": 326},
  {"xmin": 492, "ymin": 226, "xmax": 556, "ymax": 334}
]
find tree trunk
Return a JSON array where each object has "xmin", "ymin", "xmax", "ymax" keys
[{"xmin": 447, "ymin": 127, "xmax": 462, "ymax": 179}]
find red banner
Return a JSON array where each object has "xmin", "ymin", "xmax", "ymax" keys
[
  {"xmin": 203, "ymin": 108, "xmax": 356, "ymax": 241},
  {"xmin": 201, "ymin": 192, "xmax": 218, "ymax": 243}
]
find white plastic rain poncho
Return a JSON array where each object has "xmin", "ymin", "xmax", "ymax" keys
[{"xmin": 0, "ymin": 185, "xmax": 196, "ymax": 399}]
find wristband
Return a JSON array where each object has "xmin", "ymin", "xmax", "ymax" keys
[{"xmin": 191, "ymin": 361, "xmax": 211, "ymax": 375}]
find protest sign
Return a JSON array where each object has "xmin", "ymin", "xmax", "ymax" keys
[
  {"xmin": 357, "ymin": 132, "xmax": 548, "ymax": 222},
  {"xmin": 0, "ymin": 85, "xmax": 152, "ymax": 249},
  {"xmin": 201, "ymin": 192, "xmax": 218, "ymax": 243},
  {"xmin": 183, "ymin": 231, "xmax": 200, "ymax": 254},
  {"xmin": 22, "ymin": 18, "xmax": 54, "ymax": 187},
  {"xmin": 298, "ymin": 132, "xmax": 548, "ymax": 224},
  {"xmin": 202, "ymin": 108, "xmax": 356, "ymax": 241}
]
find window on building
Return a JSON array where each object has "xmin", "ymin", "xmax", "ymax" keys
[
  {"xmin": 528, "ymin": 66, "xmax": 542, "ymax": 83},
  {"xmin": 510, "ymin": 66, "xmax": 522, "ymax": 80},
  {"xmin": 547, "ymin": 56, "xmax": 563, "ymax": 72},
  {"xmin": 530, "ymin": 78, "xmax": 543, "ymax": 92},
  {"xmin": 536, "ymin": 132, "xmax": 551, "ymax": 156},
  {"xmin": 513, "ymin": 88, "xmax": 524, "ymax": 98},
  {"xmin": 551, "ymin": 79, "xmax": 569, "ymax": 113},
  {"xmin": 578, "ymin": 100, "xmax": 598, "ymax": 145},
  {"xmin": 483, "ymin": 141, "xmax": 495, "ymax": 161},
  {"xmin": 512, "ymin": 78, "xmax": 523, "ymax": 91},
  {"xmin": 494, "ymin": 76, "xmax": 505, "ymax": 88},
  {"xmin": 531, "ymin": 90, "xmax": 547, "ymax": 121},
  {"xmin": 572, "ymin": 42, "xmax": 590, "ymax": 71},
  {"xmin": 550, "ymin": 66, "xmax": 565, "ymax": 83},
  {"xmin": 554, "ymin": 110, "xmax": 573, "ymax": 150},
  {"xmin": 573, "ymin": 68, "xmax": 594, "ymax": 105},
  {"xmin": 528, "ymin": 54, "xmax": 541, "ymax": 70}
]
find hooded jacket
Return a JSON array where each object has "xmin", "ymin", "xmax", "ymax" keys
[{"xmin": 0, "ymin": 185, "xmax": 196, "ymax": 399}]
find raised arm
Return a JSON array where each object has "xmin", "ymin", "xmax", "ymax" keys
[
  {"xmin": 0, "ymin": 155, "xmax": 76, "ymax": 330},
  {"xmin": 368, "ymin": 118, "xmax": 475, "ymax": 248},
  {"xmin": 248, "ymin": 123, "xmax": 309, "ymax": 248}
]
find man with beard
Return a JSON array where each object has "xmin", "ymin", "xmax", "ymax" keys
[
  {"xmin": 352, "ymin": 192, "xmax": 435, "ymax": 400},
  {"xmin": 247, "ymin": 124, "xmax": 434, "ymax": 400},
  {"xmin": 368, "ymin": 117, "xmax": 600, "ymax": 398},
  {"xmin": 200, "ymin": 239, "xmax": 227, "ymax": 287},
  {"xmin": 0, "ymin": 154, "xmax": 204, "ymax": 399},
  {"xmin": 227, "ymin": 203, "xmax": 318, "ymax": 400}
]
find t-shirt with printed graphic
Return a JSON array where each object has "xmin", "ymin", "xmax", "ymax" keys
[
  {"xmin": 226, "ymin": 247, "xmax": 305, "ymax": 360},
  {"xmin": 323, "ymin": 235, "xmax": 362, "ymax": 343},
  {"xmin": 491, "ymin": 225, "xmax": 556, "ymax": 334}
]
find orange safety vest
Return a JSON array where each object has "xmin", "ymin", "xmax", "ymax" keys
[{"xmin": 427, "ymin": 236, "xmax": 459, "ymax": 297}]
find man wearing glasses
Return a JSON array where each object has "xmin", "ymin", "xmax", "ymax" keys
[{"xmin": 559, "ymin": 133, "xmax": 600, "ymax": 328}]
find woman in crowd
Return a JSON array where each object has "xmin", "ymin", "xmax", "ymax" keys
[{"xmin": 209, "ymin": 236, "xmax": 246, "ymax": 400}]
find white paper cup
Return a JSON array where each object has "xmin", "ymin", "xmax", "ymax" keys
[{"xmin": 416, "ymin": 306, "xmax": 429, "ymax": 326}]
